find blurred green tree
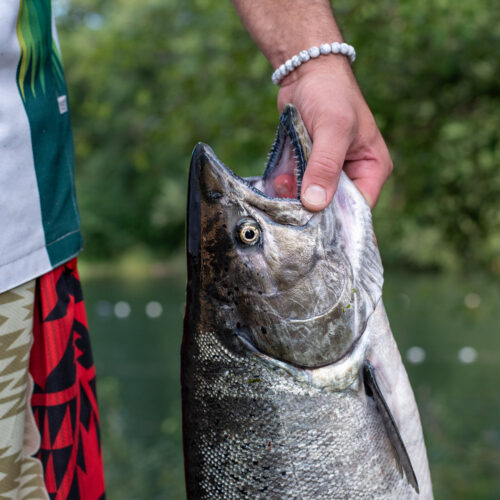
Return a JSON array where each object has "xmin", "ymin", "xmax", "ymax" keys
[{"xmin": 56, "ymin": 0, "xmax": 500, "ymax": 271}]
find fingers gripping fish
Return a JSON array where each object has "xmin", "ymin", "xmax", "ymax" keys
[{"xmin": 182, "ymin": 105, "xmax": 433, "ymax": 499}]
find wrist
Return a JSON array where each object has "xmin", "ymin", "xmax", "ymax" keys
[{"xmin": 279, "ymin": 53, "xmax": 354, "ymax": 88}]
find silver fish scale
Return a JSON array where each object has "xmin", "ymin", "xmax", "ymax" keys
[{"xmin": 183, "ymin": 329, "xmax": 419, "ymax": 499}]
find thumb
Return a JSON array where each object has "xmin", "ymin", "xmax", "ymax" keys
[{"xmin": 300, "ymin": 124, "xmax": 351, "ymax": 211}]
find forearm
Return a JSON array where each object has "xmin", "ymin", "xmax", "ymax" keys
[{"xmin": 231, "ymin": 0, "xmax": 347, "ymax": 71}]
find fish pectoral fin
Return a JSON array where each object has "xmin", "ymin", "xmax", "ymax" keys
[{"xmin": 363, "ymin": 361, "xmax": 419, "ymax": 493}]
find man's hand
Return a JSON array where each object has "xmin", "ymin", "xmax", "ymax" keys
[
  {"xmin": 278, "ymin": 58, "xmax": 393, "ymax": 210},
  {"xmin": 231, "ymin": 0, "xmax": 393, "ymax": 211}
]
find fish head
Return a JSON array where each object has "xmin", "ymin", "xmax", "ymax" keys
[{"xmin": 187, "ymin": 105, "xmax": 383, "ymax": 369}]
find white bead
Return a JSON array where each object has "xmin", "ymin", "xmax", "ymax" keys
[
  {"xmin": 272, "ymin": 72, "xmax": 281, "ymax": 85},
  {"xmin": 331, "ymin": 42, "xmax": 341, "ymax": 54},
  {"xmin": 291, "ymin": 55, "xmax": 301, "ymax": 67},
  {"xmin": 285, "ymin": 59, "xmax": 294, "ymax": 72},
  {"xmin": 279, "ymin": 64, "xmax": 288, "ymax": 77},
  {"xmin": 320, "ymin": 43, "xmax": 331, "ymax": 55},
  {"xmin": 340, "ymin": 43, "xmax": 349, "ymax": 55},
  {"xmin": 308, "ymin": 46, "xmax": 320, "ymax": 58},
  {"xmin": 347, "ymin": 45, "xmax": 355, "ymax": 57},
  {"xmin": 299, "ymin": 50, "xmax": 310, "ymax": 62}
]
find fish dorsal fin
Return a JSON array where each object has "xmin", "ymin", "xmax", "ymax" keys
[
  {"xmin": 363, "ymin": 361, "xmax": 419, "ymax": 493},
  {"xmin": 333, "ymin": 174, "xmax": 384, "ymax": 334}
]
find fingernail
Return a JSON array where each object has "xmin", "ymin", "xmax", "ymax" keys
[{"xmin": 302, "ymin": 184, "xmax": 327, "ymax": 208}]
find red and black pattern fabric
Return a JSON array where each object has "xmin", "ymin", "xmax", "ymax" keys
[{"xmin": 29, "ymin": 258, "xmax": 105, "ymax": 499}]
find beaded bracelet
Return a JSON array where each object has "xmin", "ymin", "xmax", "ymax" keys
[{"xmin": 271, "ymin": 42, "xmax": 356, "ymax": 86}]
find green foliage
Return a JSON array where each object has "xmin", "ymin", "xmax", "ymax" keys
[
  {"xmin": 341, "ymin": 0, "xmax": 500, "ymax": 271},
  {"xmin": 56, "ymin": 0, "xmax": 499, "ymax": 270}
]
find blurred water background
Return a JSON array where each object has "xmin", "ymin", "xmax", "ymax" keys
[
  {"xmin": 82, "ymin": 266, "xmax": 499, "ymax": 499},
  {"xmin": 54, "ymin": 0, "xmax": 499, "ymax": 497}
]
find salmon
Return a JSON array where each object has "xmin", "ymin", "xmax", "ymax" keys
[{"xmin": 182, "ymin": 104, "xmax": 433, "ymax": 499}]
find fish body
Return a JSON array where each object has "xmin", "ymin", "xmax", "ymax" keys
[{"xmin": 182, "ymin": 105, "xmax": 433, "ymax": 499}]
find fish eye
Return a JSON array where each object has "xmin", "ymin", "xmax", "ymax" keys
[{"xmin": 236, "ymin": 219, "xmax": 261, "ymax": 246}]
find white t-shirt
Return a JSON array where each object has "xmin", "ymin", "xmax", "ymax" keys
[{"xmin": 0, "ymin": 1, "xmax": 82, "ymax": 293}]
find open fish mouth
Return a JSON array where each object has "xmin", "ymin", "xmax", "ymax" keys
[
  {"xmin": 259, "ymin": 104, "xmax": 311, "ymax": 199},
  {"xmin": 197, "ymin": 104, "xmax": 311, "ymax": 205}
]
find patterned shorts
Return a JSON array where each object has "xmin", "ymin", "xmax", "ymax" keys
[{"xmin": 0, "ymin": 258, "xmax": 105, "ymax": 499}]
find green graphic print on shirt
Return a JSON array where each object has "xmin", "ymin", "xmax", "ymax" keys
[{"xmin": 16, "ymin": 0, "xmax": 82, "ymax": 267}]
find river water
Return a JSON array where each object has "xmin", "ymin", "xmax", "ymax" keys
[{"xmin": 82, "ymin": 269, "xmax": 500, "ymax": 499}]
